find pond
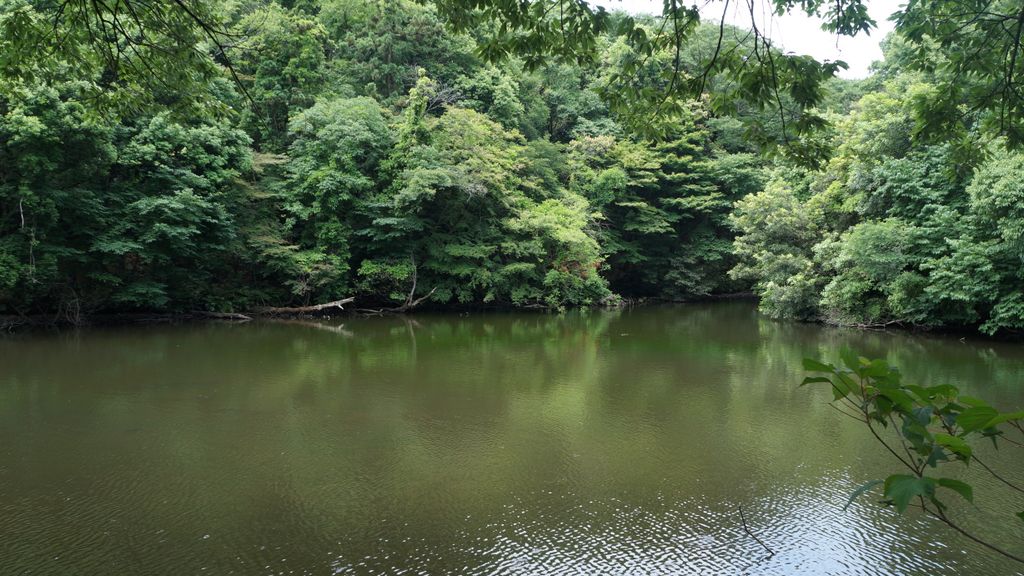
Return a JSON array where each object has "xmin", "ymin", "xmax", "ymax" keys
[{"xmin": 2, "ymin": 303, "xmax": 1023, "ymax": 575}]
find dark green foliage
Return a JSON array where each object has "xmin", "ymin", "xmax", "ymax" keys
[
  {"xmin": 568, "ymin": 105, "xmax": 760, "ymax": 299},
  {"xmin": 283, "ymin": 96, "xmax": 394, "ymax": 301},
  {"xmin": 0, "ymin": 81, "xmax": 254, "ymax": 315},
  {"xmin": 328, "ymin": 0, "xmax": 478, "ymax": 103},
  {"xmin": 0, "ymin": 0, "xmax": 231, "ymax": 114},
  {"xmin": 3, "ymin": 0, "xmax": 775, "ymax": 317},
  {"xmin": 3, "ymin": 0, "xmax": 1022, "ymax": 328}
]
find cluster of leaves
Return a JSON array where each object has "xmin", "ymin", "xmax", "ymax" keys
[
  {"xmin": 433, "ymin": 0, "xmax": 1024, "ymax": 161},
  {"xmin": 432, "ymin": 0, "xmax": 859, "ymax": 161},
  {"xmin": 894, "ymin": 0, "xmax": 1024, "ymax": 148},
  {"xmin": 803, "ymin": 351, "xmax": 1024, "ymax": 563},
  {"xmin": 566, "ymin": 113, "xmax": 762, "ymax": 298},
  {"xmin": 5, "ymin": 0, "xmax": 1022, "ymax": 323},
  {"xmin": 2, "ymin": 0, "xmax": 767, "ymax": 316},
  {"xmin": 8, "ymin": 0, "xmax": 1023, "ymax": 158},
  {"xmin": 0, "ymin": 0, "xmax": 236, "ymax": 115},
  {"xmin": 280, "ymin": 73, "xmax": 613, "ymax": 308},
  {"xmin": 730, "ymin": 64, "xmax": 1024, "ymax": 335},
  {"xmin": 0, "ymin": 79, "xmax": 256, "ymax": 315}
]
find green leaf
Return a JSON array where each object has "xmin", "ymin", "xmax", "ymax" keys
[
  {"xmin": 911, "ymin": 406, "xmax": 934, "ymax": 425},
  {"xmin": 844, "ymin": 479, "xmax": 883, "ymax": 511},
  {"xmin": 840, "ymin": 348, "xmax": 861, "ymax": 372},
  {"xmin": 883, "ymin": 474, "xmax": 935, "ymax": 513},
  {"xmin": 957, "ymin": 406, "xmax": 999, "ymax": 434},
  {"xmin": 934, "ymin": 433, "xmax": 972, "ymax": 459},
  {"xmin": 925, "ymin": 446, "xmax": 950, "ymax": 468},
  {"xmin": 958, "ymin": 396, "xmax": 988, "ymax": 408},
  {"xmin": 922, "ymin": 384, "xmax": 958, "ymax": 399},
  {"xmin": 831, "ymin": 373, "xmax": 857, "ymax": 400},
  {"xmin": 985, "ymin": 410, "xmax": 1024, "ymax": 427},
  {"xmin": 862, "ymin": 359, "xmax": 892, "ymax": 379},
  {"xmin": 879, "ymin": 388, "xmax": 916, "ymax": 411},
  {"xmin": 937, "ymin": 478, "xmax": 973, "ymax": 503},
  {"xmin": 1017, "ymin": 511, "xmax": 1024, "ymax": 523}
]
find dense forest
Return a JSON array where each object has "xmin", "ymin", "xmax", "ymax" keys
[{"xmin": 1, "ymin": 0, "xmax": 1023, "ymax": 336}]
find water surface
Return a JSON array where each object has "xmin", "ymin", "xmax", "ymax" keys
[{"xmin": 2, "ymin": 303, "xmax": 1023, "ymax": 574}]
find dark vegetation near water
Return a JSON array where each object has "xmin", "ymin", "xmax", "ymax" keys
[{"xmin": 1, "ymin": 0, "xmax": 1023, "ymax": 338}]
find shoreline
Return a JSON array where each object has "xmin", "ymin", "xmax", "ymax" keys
[{"xmin": 3, "ymin": 294, "xmax": 1022, "ymax": 342}]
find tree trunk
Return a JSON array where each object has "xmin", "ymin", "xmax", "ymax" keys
[{"xmin": 253, "ymin": 297, "xmax": 355, "ymax": 316}]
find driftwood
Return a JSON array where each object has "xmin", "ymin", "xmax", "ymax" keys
[
  {"xmin": 253, "ymin": 297, "xmax": 355, "ymax": 317},
  {"xmin": 356, "ymin": 255, "xmax": 437, "ymax": 315},
  {"xmin": 356, "ymin": 287, "xmax": 437, "ymax": 315},
  {"xmin": 191, "ymin": 311, "xmax": 252, "ymax": 321},
  {"xmin": 0, "ymin": 315, "xmax": 29, "ymax": 331},
  {"xmin": 391, "ymin": 286, "xmax": 437, "ymax": 313}
]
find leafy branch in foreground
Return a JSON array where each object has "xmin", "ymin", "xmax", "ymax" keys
[{"xmin": 803, "ymin": 350, "xmax": 1024, "ymax": 565}]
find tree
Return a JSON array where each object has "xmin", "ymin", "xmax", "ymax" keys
[
  {"xmin": 327, "ymin": 0, "xmax": 478, "ymax": 103},
  {"xmin": 0, "ymin": 78, "xmax": 254, "ymax": 316},
  {"xmin": 729, "ymin": 71, "xmax": 1024, "ymax": 335},
  {"xmin": 229, "ymin": 3, "xmax": 331, "ymax": 151},
  {"xmin": 432, "ymin": 0, "xmax": 1024, "ymax": 157},
  {"xmin": 361, "ymin": 73, "xmax": 610, "ymax": 308},
  {"xmin": 729, "ymin": 176, "xmax": 822, "ymax": 319},
  {"xmin": 283, "ymin": 96, "xmax": 394, "ymax": 303}
]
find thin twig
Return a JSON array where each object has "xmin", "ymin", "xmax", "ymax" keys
[
  {"xmin": 927, "ymin": 504, "xmax": 1024, "ymax": 565},
  {"xmin": 739, "ymin": 505, "xmax": 774, "ymax": 558},
  {"xmin": 971, "ymin": 454, "xmax": 1024, "ymax": 494}
]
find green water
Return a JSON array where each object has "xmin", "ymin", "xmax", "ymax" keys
[{"xmin": 2, "ymin": 303, "xmax": 1023, "ymax": 575}]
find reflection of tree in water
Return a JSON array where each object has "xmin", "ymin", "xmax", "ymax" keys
[
  {"xmin": 751, "ymin": 314, "xmax": 1024, "ymax": 403},
  {"xmin": 3, "ymin": 304, "xmax": 1024, "ymax": 575}
]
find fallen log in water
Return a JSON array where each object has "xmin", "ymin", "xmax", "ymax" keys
[
  {"xmin": 355, "ymin": 287, "xmax": 437, "ymax": 315},
  {"xmin": 253, "ymin": 297, "xmax": 355, "ymax": 317},
  {"xmin": 190, "ymin": 311, "xmax": 252, "ymax": 321}
]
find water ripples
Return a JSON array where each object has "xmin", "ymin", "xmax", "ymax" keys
[{"xmin": 3, "ymin": 306, "xmax": 1024, "ymax": 575}]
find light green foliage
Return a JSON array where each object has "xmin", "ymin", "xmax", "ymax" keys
[
  {"xmin": 894, "ymin": 0, "xmax": 1024, "ymax": 148},
  {"xmin": 283, "ymin": 96, "xmax": 394, "ymax": 301},
  {"xmin": 231, "ymin": 4, "xmax": 331, "ymax": 150},
  {"xmin": 376, "ymin": 85, "xmax": 611, "ymax": 308},
  {"xmin": 454, "ymin": 66, "xmax": 526, "ymax": 131},
  {"xmin": 957, "ymin": 152, "xmax": 1024, "ymax": 334},
  {"xmin": 968, "ymin": 152, "xmax": 1024, "ymax": 251},
  {"xmin": 818, "ymin": 219, "xmax": 924, "ymax": 325},
  {"xmin": 732, "ymin": 70, "xmax": 1024, "ymax": 334},
  {"xmin": 730, "ymin": 177, "xmax": 821, "ymax": 319}
]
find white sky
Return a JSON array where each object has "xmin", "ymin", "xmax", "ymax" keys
[{"xmin": 590, "ymin": 0, "xmax": 903, "ymax": 78}]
